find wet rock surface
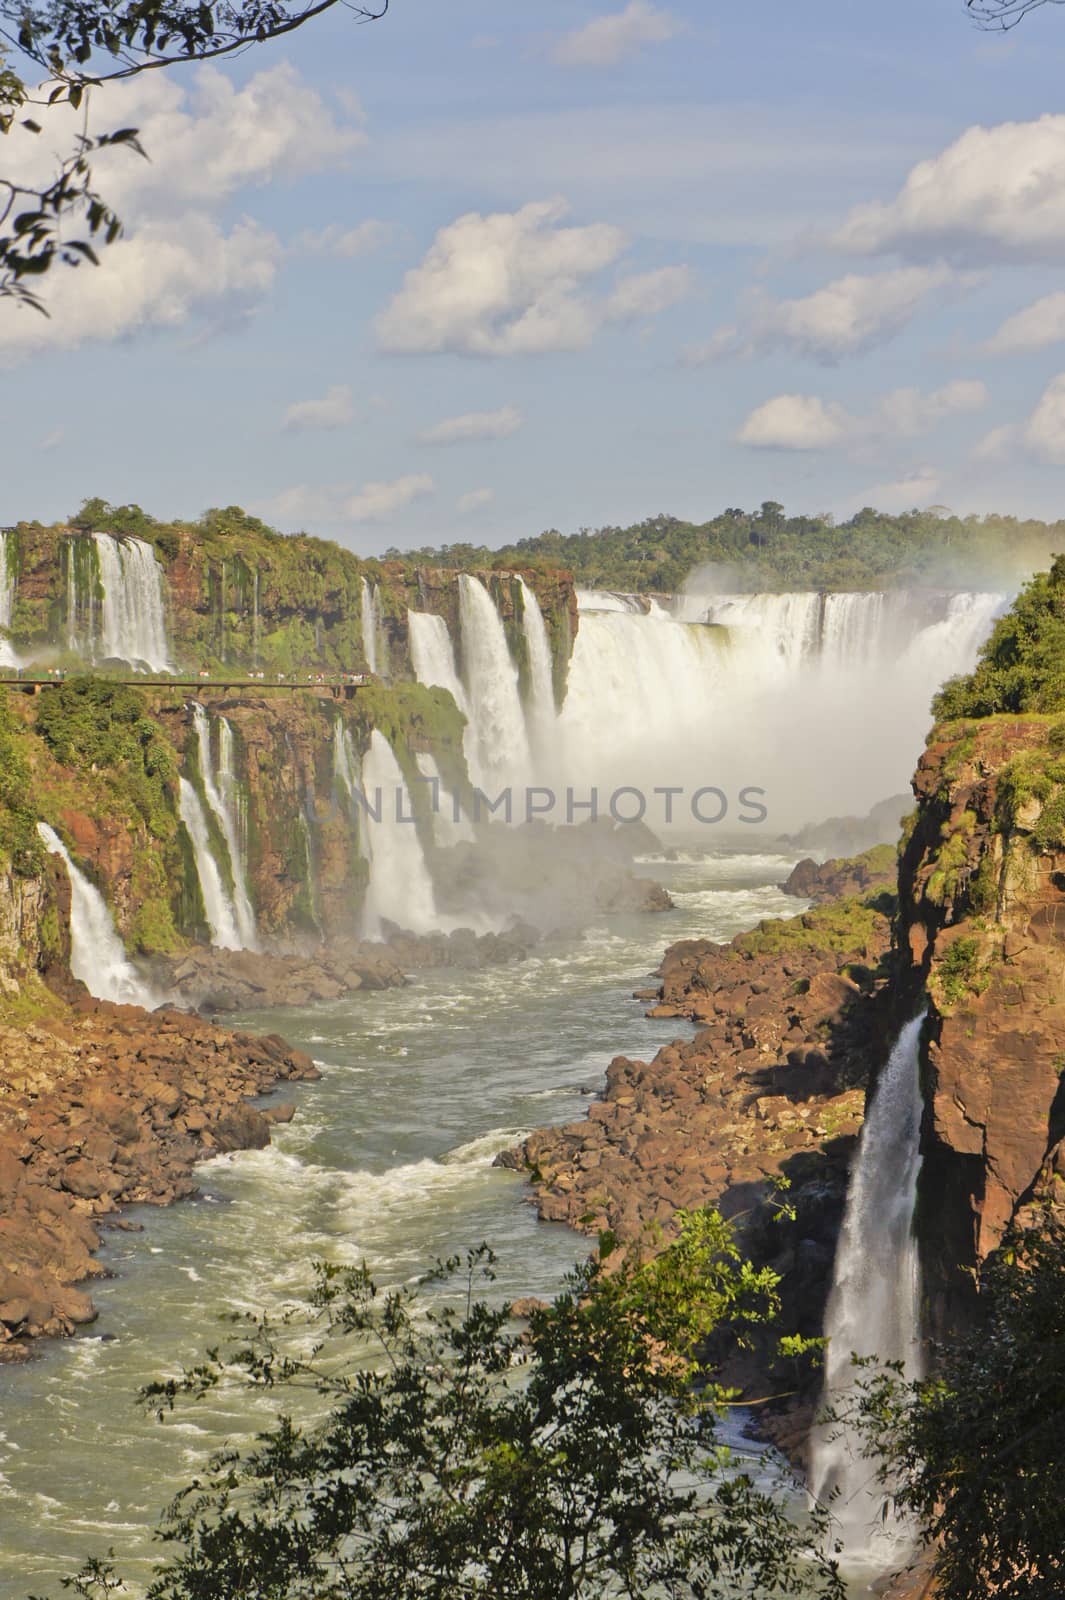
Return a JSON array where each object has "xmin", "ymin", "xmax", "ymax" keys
[{"xmin": 0, "ymin": 998, "xmax": 317, "ymax": 1357}]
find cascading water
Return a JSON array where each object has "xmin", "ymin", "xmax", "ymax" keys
[
  {"xmin": 178, "ymin": 777, "xmax": 241, "ymax": 950},
  {"xmin": 457, "ymin": 574, "xmax": 532, "ymax": 794},
  {"xmin": 191, "ymin": 706, "xmax": 258, "ymax": 950},
  {"xmin": 0, "ymin": 530, "xmax": 15, "ymax": 667},
  {"xmin": 92, "ymin": 535, "xmax": 171, "ymax": 670},
  {"xmin": 414, "ymin": 750, "xmax": 475, "ymax": 846},
  {"xmin": 361, "ymin": 578, "xmax": 386, "ymax": 677},
  {"xmin": 518, "ymin": 578, "xmax": 556, "ymax": 759},
  {"xmin": 810, "ymin": 1012, "xmax": 927, "ymax": 1563},
  {"xmin": 556, "ymin": 588, "xmax": 1005, "ymax": 830},
  {"xmin": 36, "ymin": 823, "xmax": 158, "ymax": 1007},
  {"xmin": 360, "ymin": 730, "xmax": 440, "ymax": 938},
  {"xmin": 408, "ymin": 611, "xmax": 471, "ymax": 716}
]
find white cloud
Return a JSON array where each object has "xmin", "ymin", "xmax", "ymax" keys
[
  {"xmin": 832, "ymin": 114, "xmax": 1065, "ymax": 264},
  {"xmin": 0, "ymin": 217, "xmax": 280, "ymax": 361},
  {"xmin": 1023, "ymin": 374, "xmax": 1065, "ymax": 464},
  {"xmin": 687, "ymin": 266, "xmax": 958, "ymax": 365},
  {"xmin": 296, "ymin": 220, "xmax": 393, "ymax": 258},
  {"xmin": 605, "ymin": 265, "xmax": 693, "ymax": 320},
  {"xmin": 262, "ymin": 474, "xmax": 435, "ymax": 527},
  {"xmin": 457, "ymin": 488, "xmax": 495, "ymax": 513},
  {"xmin": 973, "ymin": 423, "xmax": 1019, "ymax": 463},
  {"xmin": 736, "ymin": 395, "xmax": 848, "ymax": 451},
  {"xmin": 419, "ymin": 405, "xmax": 523, "ymax": 445},
  {"xmin": 376, "ymin": 200, "xmax": 685, "ymax": 356},
  {"xmin": 737, "ymin": 380, "xmax": 988, "ymax": 451},
  {"xmin": 282, "ymin": 384, "xmax": 355, "ymax": 433},
  {"xmin": 986, "ymin": 290, "xmax": 1065, "ymax": 354},
  {"xmin": 37, "ymin": 428, "xmax": 65, "ymax": 452},
  {"xmin": 553, "ymin": 1, "xmax": 679, "ymax": 67},
  {"xmin": 0, "ymin": 65, "xmax": 361, "ymax": 359}
]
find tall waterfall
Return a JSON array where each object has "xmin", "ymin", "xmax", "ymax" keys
[
  {"xmin": 178, "ymin": 777, "xmax": 241, "ymax": 950},
  {"xmin": 360, "ymin": 730, "xmax": 439, "ymax": 938},
  {"xmin": 92, "ymin": 535, "xmax": 171, "ymax": 669},
  {"xmin": 811, "ymin": 1013, "xmax": 926, "ymax": 1562},
  {"xmin": 518, "ymin": 577, "xmax": 556, "ymax": 757},
  {"xmin": 0, "ymin": 530, "xmax": 15, "ymax": 667},
  {"xmin": 361, "ymin": 578, "xmax": 386, "ymax": 677},
  {"xmin": 191, "ymin": 705, "xmax": 258, "ymax": 950},
  {"xmin": 457, "ymin": 575, "xmax": 532, "ymax": 793},
  {"xmin": 408, "ymin": 611, "xmax": 471, "ymax": 716},
  {"xmin": 36, "ymin": 823, "xmax": 158, "ymax": 1007}
]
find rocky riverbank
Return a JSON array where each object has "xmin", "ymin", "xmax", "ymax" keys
[
  {"xmin": 0, "ymin": 996, "xmax": 317, "ymax": 1359},
  {"xmin": 505, "ymin": 874, "xmax": 896, "ymax": 1448}
]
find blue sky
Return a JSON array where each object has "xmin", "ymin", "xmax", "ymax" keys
[{"xmin": 5, "ymin": 0, "xmax": 1065, "ymax": 552}]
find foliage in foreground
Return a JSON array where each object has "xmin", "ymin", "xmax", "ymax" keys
[
  {"xmin": 934, "ymin": 553, "xmax": 1065, "ymax": 718},
  {"xmin": 46, "ymin": 1211, "xmax": 842, "ymax": 1600},
  {"xmin": 842, "ymin": 1213, "xmax": 1065, "ymax": 1600}
]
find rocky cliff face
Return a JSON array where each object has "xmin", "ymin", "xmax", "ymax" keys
[
  {"xmin": 1, "ymin": 517, "xmax": 578, "ymax": 694},
  {"xmin": 894, "ymin": 714, "xmax": 1065, "ymax": 1335}
]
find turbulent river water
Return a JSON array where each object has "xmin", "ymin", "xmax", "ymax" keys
[{"xmin": 0, "ymin": 850, "xmax": 813, "ymax": 1596}]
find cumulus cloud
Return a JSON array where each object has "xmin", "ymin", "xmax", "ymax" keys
[
  {"xmin": 457, "ymin": 488, "xmax": 495, "ymax": 513},
  {"xmin": 985, "ymin": 290, "xmax": 1065, "ymax": 354},
  {"xmin": 687, "ymin": 266, "xmax": 958, "ymax": 366},
  {"xmin": 737, "ymin": 380, "xmax": 988, "ymax": 451},
  {"xmin": 553, "ymin": 1, "xmax": 679, "ymax": 67},
  {"xmin": 831, "ymin": 114, "xmax": 1065, "ymax": 264},
  {"xmin": 736, "ymin": 394, "xmax": 848, "ymax": 451},
  {"xmin": 0, "ymin": 65, "xmax": 361, "ymax": 360},
  {"xmin": 375, "ymin": 199, "xmax": 688, "ymax": 357},
  {"xmin": 262, "ymin": 474, "xmax": 435, "ymax": 527},
  {"xmin": 282, "ymin": 384, "xmax": 356, "ymax": 433},
  {"xmin": 295, "ymin": 220, "xmax": 393, "ymax": 258},
  {"xmin": 419, "ymin": 405, "xmax": 523, "ymax": 445}
]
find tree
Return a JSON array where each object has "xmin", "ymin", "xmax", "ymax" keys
[
  {"xmin": 0, "ymin": 0, "xmax": 388, "ymax": 310},
  {"xmin": 966, "ymin": 0, "xmax": 1065, "ymax": 27},
  {"xmin": 841, "ymin": 1214, "xmax": 1065, "ymax": 1600},
  {"xmin": 44, "ymin": 1211, "xmax": 844, "ymax": 1600}
]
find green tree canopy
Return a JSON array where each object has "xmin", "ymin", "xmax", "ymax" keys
[{"xmin": 44, "ymin": 1212, "xmax": 843, "ymax": 1600}]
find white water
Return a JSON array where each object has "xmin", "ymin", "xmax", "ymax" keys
[
  {"xmin": 360, "ymin": 730, "xmax": 440, "ymax": 937},
  {"xmin": 36, "ymin": 823, "xmax": 157, "ymax": 1007},
  {"xmin": 408, "ymin": 611, "xmax": 471, "ymax": 716},
  {"xmin": 518, "ymin": 577, "xmax": 557, "ymax": 758},
  {"xmin": 191, "ymin": 706, "xmax": 258, "ymax": 950},
  {"xmin": 92, "ymin": 535, "xmax": 171, "ymax": 670},
  {"xmin": 414, "ymin": 750, "xmax": 476, "ymax": 846},
  {"xmin": 361, "ymin": 578, "xmax": 383, "ymax": 676},
  {"xmin": 177, "ymin": 777, "xmax": 242, "ymax": 951},
  {"xmin": 811, "ymin": 1013, "xmax": 926, "ymax": 1565},
  {"xmin": 457, "ymin": 575, "xmax": 532, "ymax": 794},
  {"xmin": 556, "ymin": 589, "xmax": 1004, "ymax": 830},
  {"xmin": 0, "ymin": 531, "xmax": 15, "ymax": 667}
]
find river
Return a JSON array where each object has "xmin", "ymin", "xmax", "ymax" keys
[{"xmin": 0, "ymin": 849, "xmax": 804, "ymax": 1596}]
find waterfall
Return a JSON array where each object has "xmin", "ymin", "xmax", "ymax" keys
[
  {"xmin": 92, "ymin": 535, "xmax": 171, "ymax": 669},
  {"xmin": 360, "ymin": 730, "xmax": 440, "ymax": 938},
  {"xmin": 414, "ymin": 751, "xmax": 475, "ymax": 846},
  {"xmin": 408, "ymin": 611, "xmax": 471, "ymax": 716},
  {"xmin": 557, "ymin": 589, "xmax": 1005, "ymax": 831},
  {"xmin": 191, "ymin": 705, "xmax": 258, "ymax": 950},
  {"xmin": 811, "ymin": 1013, "xmax": 926, "ymax": 1562},
  {"xmin": 361, "ymin": 578, "xmax": 386, "ymax": 677},
  {"xmin": 0, "ymin": 531, "xmax": 15, "ymax": 667},
  {"xmin": 457, "ymin": 575, "xmax": 532, "ymax": 794},
  {"xmin": 178, "ymin": 777, "xmax": 241, "ymax": 950},
  {"xmin": 36, "ymin": 823, "xmax": 158, "ymax": 1007},
  {"xmin": 518, "ymin": 577, "xmax": 556, "ymax": 759}
]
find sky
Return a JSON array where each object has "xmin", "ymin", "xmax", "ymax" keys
[{"xmin": 5, "ymin": 0, "xmax": 1065, "ymax": 553}]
